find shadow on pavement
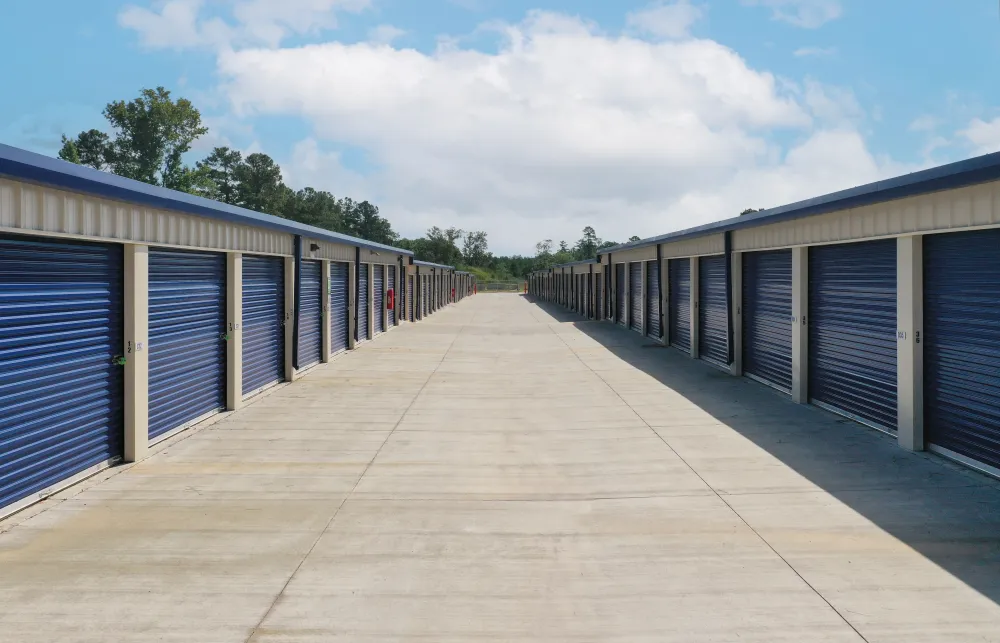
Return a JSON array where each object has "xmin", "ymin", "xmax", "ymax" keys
[{"xmin": 529, "ymin": 296, "xmax": 1000, "ymax": 609}]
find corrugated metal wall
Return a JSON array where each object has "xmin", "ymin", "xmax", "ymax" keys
[{"xmin": 0, "ymin": 179, "xmax": 292, "ymax": 256}]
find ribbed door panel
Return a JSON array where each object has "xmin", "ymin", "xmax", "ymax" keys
[
  {"xmin": 594, "ymin": 274, "xmax": 604, "ymax": 319},
  {"xmin": 407, "ymin": 275, "xmax": 414, "ymax": 321},
  {"xmin": 373, "ymin": 265, "xmax": 385, "ymax": 335},
  {"xmin": 629, "ymin": 264, "xmax": 643, "ymax": 332},
  {"xmin": 925, "ymin": 229, "xmax": 1000, "ymax": 470},
  {"xmin": 330, "ymin": 262, "xmax": 349, "ymax": 355},
  {"xmin": 421, "ymin": 276, "xmax": 427, "ymax": 317},
  {"xmin": 742, "ymin": 250, "xmax": 792, "ymax": 392},
  {"xmin": 699, "ymin": 255, "xmax": 729, "ymax": 367},
  {"xmin": 149, "ymin": 249, "xmax": 225, "ymax": 441},
  {"xmin": 646, "ymin": 260, "xmax": 661, "ymax": 339},
  {"xmin": 808, "ymin": 240, "xmax": 897, "ymax": 431},
  {"xmin": 616, "ymin": 265, "xmax": 626, "ymax": 326},
  {"xmin": 669, "ymin": 258, "xmax": 691, "ymax": 351},
  {"xmin": 387, "ymin": 266, "xmax": 396, "ymax": 326},
  {"xmin": 298, "ymin": 260, "xmax": 322, "ymax": 369},
  {"xmin": 242, "ymin": 256, "xmax": 284, "ymax": 396},
  {"xmin": 0, "ymin": 237, "xmax": 123, "ymax": 511},
  {"xmin": 357, "ymin": 264, "xmax": 369, "ymax": 340}
]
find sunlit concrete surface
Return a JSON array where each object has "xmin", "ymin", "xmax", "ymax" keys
[{"xmin": 2, "ymin": 294, "xmax": 1000, "ymax": 642}]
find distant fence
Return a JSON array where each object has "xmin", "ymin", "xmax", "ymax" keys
[{"xmin": 478, "ymin": 281, "xmax": 523, "ymax": 293}]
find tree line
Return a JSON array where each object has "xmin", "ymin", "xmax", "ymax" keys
[{"xmin": 57, "ymin": 87, "xmax": 640, "ymax": 281}]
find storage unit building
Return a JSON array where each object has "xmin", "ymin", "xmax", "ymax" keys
[
  {"xmin": 584, "ymin": 148, "xmax": 1000, "ymax": 480},
  {"xmin": 0, "ymin": 143, "xmax": 415, "ymax": 518}
]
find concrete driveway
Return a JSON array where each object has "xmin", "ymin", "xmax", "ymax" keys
[{"xmin": 2, "ymin": 294, "xmax": 1000, "ymax": 642}]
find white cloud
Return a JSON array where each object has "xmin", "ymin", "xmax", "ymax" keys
[
  {"xmin": 793, "ymin": 46, "xmax": 837, "ymax": 57},
  {"xmin": 281, "ymin": 138, "xmax": 369, "ymax": 198},
  {"xmin": 626, "ymin": 1, "xmax": 704, "ymax": 40},
  {"xmin": 959, "ymin": 118, "xmax": 1000, "ymax": 156},
  {"xmin": 163, "ymin": 9, "xmax": 898, "ymax": 253},
  {"xmin": 743, "ymin": 0, "xmax": 842, "ymax": 29},
  {"xmin": 801, "ymin": 79, "xmax": 863, "ymax": 126},
  {"xmin": 908, "ymin": 114, "xmax": 938, "ymax": 132},
  {"xmin": 119, "ymin": 0, "xmax": 370, "ymax": 50},
  {"xmin": 368, "ymin": 24, "xmax": 406, "ymax": 45}
]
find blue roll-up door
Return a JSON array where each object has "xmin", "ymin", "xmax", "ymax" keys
[
  {"xmin": 616, "ymin": 265, "xmax": 626, "ymax": 326},
  {"xmin": 420, "ymin": 275, "xmax": 427, "ymax": 318},
  {"xmin": 297, "ymin": 260, "xmax": 322, "ymax": 369},
  {"xmin": 0, "ymin": 236, "xmax": 123, "ymax": 512},
  {"xmin": 388, "ymin": 266, "xmax": 396, "ymax": 326},
  {"xmin": 373, "ymin": 265, "xmax": 385, "ymax": 335},
  {"xmin": 699, "ymin": 255, "xmax": 729, "ymax": 367},
  {"xmin": 407, "ymin": 275, "xmax": 414, "ymax": 321},
  {"xmin": 742, "ymin": 250, "xmax": 792, "ymax": 393},
  {"xmin": 149, "ymin": 249, "xmax": 225, "ymax": 441},
  {"xmin": 646, "ymin": 260, "xmax": 661, "ymax": 339},
  {"xmin": 357, "ymin": 264, "xmax": 369, "ymax": 340},
  {"xmin": 242, "ymin": 255, "xmax": 284, "ymax": 397},
  {"xmin": 669, "ymin": 258, "xmax": 691, "ymax": 352},
  {"xmin": 330, "ymin": 262, "xmax": 349, "ymax": 355},
  {"xmin": 629, "ymin": 263, "xmax": 643, "ymax": 333},
  {"xmin": 925, "ymin": 229, "xmax": 1000, "ymax": 470},
  {"xmin": 809, "ymin": 240, "xmax": 897, "ymax": 431},
  {"xmin": 597, "ymin": 273, "xmax": 604, "ymax": 320}
]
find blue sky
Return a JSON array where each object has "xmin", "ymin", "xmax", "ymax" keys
[{"xmin": 2, "ymin": 1, "xmax": 999, "ymax": 253}]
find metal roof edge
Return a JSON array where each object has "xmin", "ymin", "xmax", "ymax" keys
[
  {"xmin": 551, "ymin": 258, "xmax": 600, "ymax": 268},
  {"xmin": 601, "ymin": 150, "xmax": 1000, "ymax": 254},
  {"xmin": 0, "ymin": 143, "xmax": 413, "ymax": 257},
  {"xmin": 412, "ymin": 259, "xmax": 455, "ymax": 270}
]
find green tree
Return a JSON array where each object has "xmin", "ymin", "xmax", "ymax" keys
[
  {"xmin": 463, "ymin": 230, "xmax": 490, "ymax": 266},
  {"xmin": 627, "ymin": 235, "xmax": 642, "ymax": 243},
  {"xmin": 343, "ymin": 200, "xmax": 398, "ymax": 245},
  {"xmin": 103, "ymin": 87, "xmax": 208, "ymax": 189},
  {"xmin": 196, "ymin": 147, "xmax": 243, "ymax": 205},
  {"xmin": 57, "ymin": 136, "xmax": 80, "ymax": 164},
  {"xmin": 740, "ymin": 208, "xmax": 762, "ymax": 216},
  {"xmin": 58, "ymin": 129, "xmax": 111, "ymax": 170},
  {"xmin": 235, "ymin": 152, "xmax": 285, "ymax": 213},
  {"xmin": 573, "ymin": 226, "xmax": 600, "ymax": 260},
  {"xmin": 279, "ymin": 187, "xmax": 344, "ymax": 231}
]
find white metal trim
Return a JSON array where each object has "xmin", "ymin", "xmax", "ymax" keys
[
  {"xmin": 810, "ymin": 399, "xmax": 897, "ymax": 438},
  {"xmin": 0, "ymin": 456, "xmax": 121, "ymax": 523},
  {"xmin": 928, "ymin": 443, "xmax": 1000, "ymax": 482}
]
